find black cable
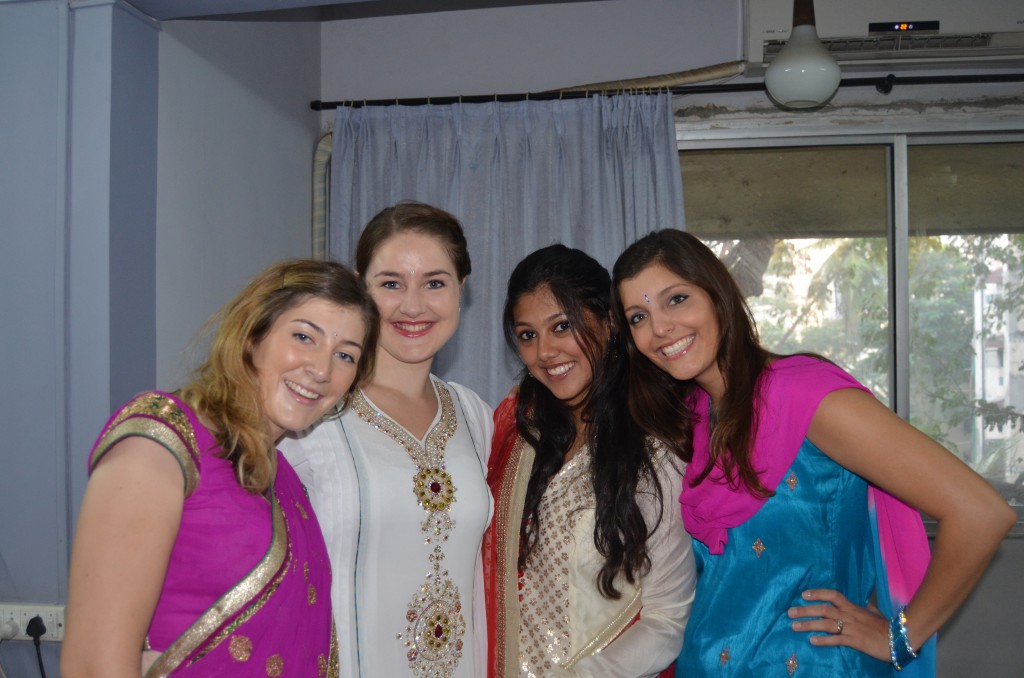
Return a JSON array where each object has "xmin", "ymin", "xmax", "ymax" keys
[{"xmin": 25, "ymin": 616, "xmax": 47, "ymax": 678}]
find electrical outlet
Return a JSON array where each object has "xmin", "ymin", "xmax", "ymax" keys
[{"xmin": 0, "ymin": 603, "xmax": 65, "ymax": 642}]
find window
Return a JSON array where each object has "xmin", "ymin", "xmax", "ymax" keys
[{"xmin": 678, "ymin": 131, "xmax": 1024, "ymax": 527}]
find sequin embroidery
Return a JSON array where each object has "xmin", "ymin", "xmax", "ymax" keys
[
  {"xmin": 786, "ymin": 652, "xmax": 799, "ymax": 675},
  {"xmin": 266, "ymin": 654, "xmax": 283, "ymax": 676},
  {"xmin": 719, "ymin": 645, "xmax": 730, "ymax": 666},
  {"xmin": 229, "ymin": 635, "xmax": 252, "ymax": 662},
  {"xmin": 752, "ymin": 538, "xmax": 766, "ymax": 558},
  {"xmin": 353, "ymin": 381, "xmax": 465, "ymax": 678},
  {"xmin": 787, "ymin": 472, "xmax": 798, "ymax": 491},
  {"xmin": 518, "ymin": 447, "xmax": 591, "ymax": 677}
]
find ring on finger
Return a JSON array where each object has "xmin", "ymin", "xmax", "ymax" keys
[{"xmin": 835, "ymin": 619, "xmax": 844, "ymax": 635}]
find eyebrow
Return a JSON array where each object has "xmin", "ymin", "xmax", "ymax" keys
[
  {"xmin": 291, "ymin": 318, "xmax": 364, "ymax": 350},
  {"xmin": 515, "ymin": 311, "xmax": 567, "ymax": 327}
]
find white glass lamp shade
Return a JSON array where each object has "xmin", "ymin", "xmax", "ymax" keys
[{"xmin": 764, "ymin": 25, "xmax": 841, "ymax": 108}]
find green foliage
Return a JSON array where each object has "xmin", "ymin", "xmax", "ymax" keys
[{"xmin": 711, "ymin": 234, "xmax": 1024, "ymax": 476}]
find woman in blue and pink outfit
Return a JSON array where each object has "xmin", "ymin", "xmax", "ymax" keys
[{"xmin": 612, "ymin": 229, "xmax": 1014, "ymax": 676}]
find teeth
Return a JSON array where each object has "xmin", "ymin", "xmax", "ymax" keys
[
  {"xmin": 286, "ymin": 380, "xmax": 320, "ymax": 399},
  {"xmin": 545, "ymin": 362, "xmax": 574, "ymax": 377},
  {"xmin": 395, "ymin": 322, "xmax": 431, "ymax": 333},
  {"xmin": 661, "ymin": 336, "xmax": 694, "ymax": 357}
]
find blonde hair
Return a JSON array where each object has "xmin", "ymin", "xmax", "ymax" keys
[{"xmin": 180, "ymin": 259, "xmax": 378, "ymax": 493}]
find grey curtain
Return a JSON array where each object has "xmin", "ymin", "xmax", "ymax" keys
[{"xmin": 329, "ymin": 94, "xmax": 685, "ymax": 405}]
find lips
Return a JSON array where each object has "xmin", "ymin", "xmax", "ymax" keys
[
  {"xmin": 392, "ymin": 321, "xmax": 434, "ymax": 336},
  {"xmin": 659, "ymin": 335, "xmax": 694, "ymax": 358},
  {"xmin": 543, "ymin": 361, "xmax": 575, "ymax": 378},
  {"xmin": 285, "ymin": 379, "xmax": 320, "ymax": 401}
]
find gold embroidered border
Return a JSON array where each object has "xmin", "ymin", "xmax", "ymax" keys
[
  {"xmin": 494, "ymin": 437, "xmax": 534, "ymax": 678},
  {"xmin": 564, "ymin": 585, "xmax": 643, "ymax": 669},
  {"xmin": 143, "ymin": 493, "xmax": 290, "ymax": 677},
  {"xmin": 91, "ymin": 393, "xmax": 200, "ymax": 497}
]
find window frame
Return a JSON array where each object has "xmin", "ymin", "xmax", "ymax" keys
[{"xmin": 675, "ymin": 111, "xmax": 1024, "ymax": 537}]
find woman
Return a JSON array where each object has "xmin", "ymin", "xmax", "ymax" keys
[
  {"xmin": 612, "ymin": 229, "xmax": 1015, "ymax": 676},
  {"xmin": 484, "ymin": 244, "xmax": 696, "ymax": 678},
  {"xmin": 281, "ymin": 202, "xmax": 493, "ymax": 678},
  {"xmin": 62, "ymin": 259, "xmax": 378, "ymax": 677}
]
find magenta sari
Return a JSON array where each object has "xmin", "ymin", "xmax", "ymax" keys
[{"xmin": 89, "ymin": 391, "xmax": 337, "ymax": 677}]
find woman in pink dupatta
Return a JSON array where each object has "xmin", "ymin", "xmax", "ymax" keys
[
  {"xmin": 62, "ymin": 259, "xmax": 379, "ymax": 677},
  {"xmin": 612, "ymin": 230, "xmax": 1014, "ymax": 676}
]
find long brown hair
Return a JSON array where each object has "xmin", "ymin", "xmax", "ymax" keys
[
  {"xmin": 180, "ymin": 259, "xmax": 379, "ymax": 494},
  {"xmin": 612, "ymin": 230, "xmax": 773, "ymax": 497}
]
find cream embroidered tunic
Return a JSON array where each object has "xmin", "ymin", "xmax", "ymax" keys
[
  {"xmin": 518, "ymin": 446, "xmax": 695, "ymax": 678},
  {"xmin": 281, "ymin": 378, "xmax": 493, "ymax": 678}
]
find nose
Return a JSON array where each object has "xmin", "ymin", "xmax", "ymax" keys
[
  {"xmin": 307, "ymin": 349, "xmax": 332, "ymax": 383},
  {"xmin": 651, "ymin": 312, "xmax": 674, "ymax": 338},
  {"xmin": 399, "ymin": 287, "xmax": 425, "ymax": 316},
  {"xmin": 537, "ymin": 333, "xmax": 557, "ymax": 361}
]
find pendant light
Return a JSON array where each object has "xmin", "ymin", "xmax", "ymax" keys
[{"xmin": 764, "ymin": 0, "xmax": 841, "ymax": 109}]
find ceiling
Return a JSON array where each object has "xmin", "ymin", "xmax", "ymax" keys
[{"xmin": 125, "ymin": 0, "xmax": 594, "ymax": 22}]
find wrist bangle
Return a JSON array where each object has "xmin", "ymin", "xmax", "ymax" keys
[
  {"xmin": 897, "ymin": 608, "xmax": 918, "ymax": 659},
  {"xmin": 888, "ymin": 606, "xmax": 919, "ymax": 670}
]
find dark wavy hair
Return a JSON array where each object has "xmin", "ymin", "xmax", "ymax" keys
[
  {"xmin": 503, "ymin": 244, "xmax": 662, "ymax": 598},
  {"xmin": 611, "ymin": 229, "xmax": 774, "ymax": 497}
]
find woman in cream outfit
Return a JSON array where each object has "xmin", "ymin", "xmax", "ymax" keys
[{"xmin": 282, "ymin": 202, "xmax": 493, "ymax": 678}]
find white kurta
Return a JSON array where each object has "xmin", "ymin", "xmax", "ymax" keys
[
  {"xmin": 281, "ymin": 378, "xmax": 493, "ymax": 678},
  {"xmin": 518, "ymin": 446, "xmax": 695, "ymax": 678}
]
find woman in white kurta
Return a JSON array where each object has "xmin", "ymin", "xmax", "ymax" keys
[
  {"xmin": 483, "ymin": 245, "xmax": 696, "ymax": 678},
  {"xmin": 282, "ymin": 202, "xmax": 493, "ymax": 678}
]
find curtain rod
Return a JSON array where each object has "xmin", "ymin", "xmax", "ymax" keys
[{"xmin": 310, "ymin": 72, "xmax": 1024, "ymax": 110}]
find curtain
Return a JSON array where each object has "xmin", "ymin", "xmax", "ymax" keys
[{"xmin": 329, "ymin": 94, "xmax": 684, "ymax": 406}]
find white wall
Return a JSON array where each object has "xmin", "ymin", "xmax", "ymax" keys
[
  {"xmin": 0, "ymin": 10, "xmax": 67, "ymax": 674},
  {"xmin": 319, "ymin": 0, "xmax": 739, "ymax": 102},
  {"xmin": 156, "ymin": 19, "xmax": 322, "ymax": 389}
]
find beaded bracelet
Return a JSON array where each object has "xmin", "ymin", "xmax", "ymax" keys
[{"xmin": 888, "ymin": 606, "xmax": 918, "ymax": 671}]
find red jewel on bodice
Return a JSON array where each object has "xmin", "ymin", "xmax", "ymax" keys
[
  {"xmin": 430, "ymin": 481, "xmax": 442, "ymax": 493},
  {"xmin": 434, "ymin": 624, "xmax": 444, "ymax": 638}
]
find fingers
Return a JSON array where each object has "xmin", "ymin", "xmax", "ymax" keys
[
  {"xmin": 786, "ymin": 589, "xmax": 892, "ymax": 661},
  {"xmin": 799, "ymin": 588, "xmax": 850, "ymax": 605}
]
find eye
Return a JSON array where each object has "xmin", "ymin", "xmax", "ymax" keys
[
  {"xmin": 335, "ymin": 351, "xmax": 356, "ymax": 364},
  {"xmin": 380, "ymin": 280, "xmax": 400, "ymax": 290},
  {"xmin": 293, "ymin": 332, "xmax": 314, "ymax": 343},
  {"xmin": 425, "ymin": 279, "xmax": 446, "ymax": 289},
  {"xmin": 628, "ymin": 312, "xmax": 647, "ymax": 326},
  {"xmin": 553, "ymin": 321, "xmax": 571, "ymax": 333},
  {"xmin": 668, "ymin": 293, "xmax": 689, "ymax": 305},
  {"xmin": 516, "ymin": 329, "xmax": 536, "ymax": 342}
]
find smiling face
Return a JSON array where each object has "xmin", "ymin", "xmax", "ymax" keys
[
  {"xmin": 513, "ymin": 286, "xmax": 605, "ymax": 407},
  {"xmin": 364, "ymin": 230, "xmax": 463, "ymax": 369},
  {"xmin": 251, "ymin": 296, "xmax": 366, "ymax": 440},
  {"xmin": 619, "ymin": 263, "xmax": 725, "ymax": 400}
]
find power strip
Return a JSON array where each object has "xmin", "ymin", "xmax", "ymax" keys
[{"xmin": 0, "ymin": 603, "xmax": 65, "ymax": 642}]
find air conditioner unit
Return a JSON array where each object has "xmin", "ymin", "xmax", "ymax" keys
[{"xmin": 746, "ymin": 0, "xmax": 1024, "ymax": 73}]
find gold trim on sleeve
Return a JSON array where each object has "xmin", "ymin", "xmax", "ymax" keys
[{"xmin": 91, "ymin": 393, "xmax": 200, "ymax": 497}]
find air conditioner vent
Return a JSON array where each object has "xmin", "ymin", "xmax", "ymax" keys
[{"xmin": 764, "ymin": 32, "xmax": 1024, "ymax": 64}]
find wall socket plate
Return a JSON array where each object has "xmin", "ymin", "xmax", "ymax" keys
[{"xmin": 0, "ymin": 603, "xmax": 65, "ymax": 642}]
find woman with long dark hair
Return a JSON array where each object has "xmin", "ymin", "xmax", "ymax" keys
[
  {"xmin": 484, "ymin": 244, "xmax": 695, "ymax": 677},
  {"xmin": 612, "ymin": 229, "xmax": 1014, "ymax": 676}
]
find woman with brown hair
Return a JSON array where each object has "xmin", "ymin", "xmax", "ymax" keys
[{"xmin": 282, "ymin": 202, "xmax": 493, "ymax": 678}]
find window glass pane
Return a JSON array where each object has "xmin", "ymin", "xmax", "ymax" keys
[
  {"xmin": 908, "ymin": 143, "xmax": 1024, "ymax": 505},
  {"xmin": 680, "ymin": 146, "xmax": 892, "ymax": 401}
]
